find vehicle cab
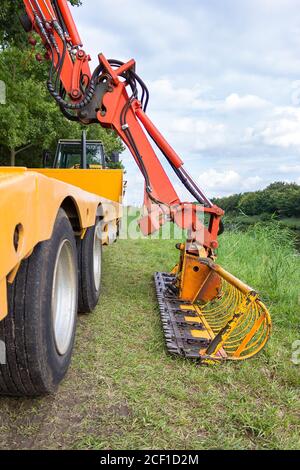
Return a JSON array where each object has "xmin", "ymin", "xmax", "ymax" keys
[{"xmin": 54, "ymin": 139, "xmax": 106, "ymax": 169}]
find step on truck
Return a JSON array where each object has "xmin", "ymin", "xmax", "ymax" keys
[{"xmin": 0, "ymin": 0, "xmax": 271, "ymax": 397}]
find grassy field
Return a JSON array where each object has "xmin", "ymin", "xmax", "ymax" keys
[
  {"xmin": 0, "ymin": 223, "xmax": 299, "ymax": 450},
  {"xmin": 223, "ymin": 213, "xmax": 300, "ymax": 233},
  {"xmin": 279, "ymin": 217, "xmax": 300, "ymax": 231}
]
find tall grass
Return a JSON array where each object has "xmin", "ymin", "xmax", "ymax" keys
[
  {"xmin": 1, "ymin": 220, "xmax": 298, "ymax": 450},
  {"xmin": 217, "ymin": 222, "xmax": 300, "ymax": 330}
]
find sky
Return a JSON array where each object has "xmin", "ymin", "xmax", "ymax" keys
[{"xmin": 72, "ymin": 0, "xmax": 300, "ymax": 205}]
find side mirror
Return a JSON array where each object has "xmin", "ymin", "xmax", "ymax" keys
[
  {"xmin": 42, "ymin": 150, "xmax": 52, "ymax": 168},
  {"xmin": 110, "ymin": 151, "xmax": 120, "ymax": 163}
]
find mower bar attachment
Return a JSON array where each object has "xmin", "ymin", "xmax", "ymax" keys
[{"xmin": 154, "ymin": 263, "xmax": 271, "ymax": 364}]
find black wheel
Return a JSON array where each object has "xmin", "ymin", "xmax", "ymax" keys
[
  {"xmin": 0, "ymin": 209, "xmax": 78, "ymax": 397},
  {"xmin": 78, "ymin": 218, "xmax": 102, "ymax": 313}
]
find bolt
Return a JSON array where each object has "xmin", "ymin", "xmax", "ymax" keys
[
  {"xmin": 71, "ymin": 89, "xmax": 81, "ymax": 99},
  {"xmin": 29, "ymin": 36, "xmax": 37, "ymax": 46}
]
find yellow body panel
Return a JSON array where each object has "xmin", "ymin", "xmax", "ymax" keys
[
  {"xmin": 34, "ymin": 168, "xmax": 123, "ymax": 203},
  {"xmin": 159, "ymin": 247, "xmax": 271, "ymax": 362},
  {"xmin": 0, "ymin": 167, "xmax": 123, "ymax": 320}
]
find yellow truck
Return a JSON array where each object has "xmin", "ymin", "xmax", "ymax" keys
[
  {"xmin": 0, "ymin": 0, "xmax": 272, "ymax": 397},
  {"xmin": 0, "ymin": 143, "xmax": 123, "ymax": 395}
]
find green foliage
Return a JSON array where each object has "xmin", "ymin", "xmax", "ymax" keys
[
  {"xmin": 279, "ymin": 217, "xmax": 300, "ymax": 230},
  {"xmin": 213, "ymin": 182, "xmax": 300, "ymax": 219},
  {"xmin": 0, "ymin": 0, "xmax": 82, "ymax": 47},
  {"xmin": 0, "ymin": 1, "xmax": 124, "ymax": 168},
  {"xmin": 218, "ymin": 222, "xmax": 299, "ymax": 304},
  {"xmin": 0, "ymin": 47, "xmax": 56, "ymax": 164},
  {"xmin": 0, "ymin": 46, "xmax": 123, "ymax": 167},
  {"xmin": 106, "ymin": 160, "xmax": 125, "ymax": 170},
  {"xmin": 239, "ymin": 182, "xmax": 300, "ymax": 218},
  {"xmin": 85, "ymin": 125, "xmax": 124, "ymax": 161},
  {"xmin": 238, "ymin": 191, "xmax": 266, "ymax": 216},
  {"xmin": 213, "ymin": 193, "xmax": 242, "ymax": 214}
]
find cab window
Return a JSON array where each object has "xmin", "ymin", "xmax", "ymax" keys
[{"xmin": 56, "ymin": 143, "xmax": 103, "ymax": 168}]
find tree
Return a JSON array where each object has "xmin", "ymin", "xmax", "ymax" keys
[
  {"xmin": 238, "ymin": 191, "xmax": 263, "ymax": 216},
  {"xmin": 0, "ymin": 0, "xmax": 82, "ymax": 47},
  {"xmin": 212, "ymin": 193, "xmax": 242, "ymax": 214},
  {"xmin": 0, "ymin": 1, "xmax": 124, "ymax": 168},
  {"xmin": 0, "ymin": 47, "xmax": 123, "ymax": 167},
  {"xmin": 0, "ymin": 47, "xmax": 47, "ymax": 165},
  {"xmin": 213, "ymin": 181, "xmax": 300, "ymax": 219},
  {"xmin": 252, "ymin": 182, "xmax": 300, "ymax": 217}
]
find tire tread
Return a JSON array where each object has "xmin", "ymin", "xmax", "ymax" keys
[{"xmin": 0, "ymin": 209, "xmax": 77, "ymax": 397}]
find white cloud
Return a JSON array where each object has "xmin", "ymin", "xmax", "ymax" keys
[
  {"xmin": 278, "ymin": 164, "xmax": 300, "ymax": 185},
  {"xmin": 149, "ymin": 79, "xmax": 210, "ymax": 111},
  {"xmin": 222, "ymin": 93, "xmax": 269, "ymax": 111},
  {"xmin": 279, "ymin": 163, "xmax": 300, "ymax": 173},
  {"xmin": 199, "ymin": 169, "xmax": 263, "ymax": 196},
  {"xmin": 167, "ymin": 117, "xmax": 227, "ymax": 150},
  {"xmin": 256, "ymin": 106, "xmax": 300, "ymax": 147},
  {"xmin": 149, "ymin": 80, "xmax": 269, "ymax": 114}
]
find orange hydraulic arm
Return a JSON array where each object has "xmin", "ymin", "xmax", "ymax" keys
[
  {"xmin": 21, "ymin": 0, "xmax": 224, "ymax": 253},
  {"xmin": 19, "ymin": 1, "xmax": 273, "ymax": 365}
]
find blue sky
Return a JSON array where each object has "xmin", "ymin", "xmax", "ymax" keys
[{"xmin": 72, "ymin": 0, "xmax": 300, "ymax": 205}]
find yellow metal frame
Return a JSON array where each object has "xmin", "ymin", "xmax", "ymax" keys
[
  {"xmin": 0, "ymin": 167, "xmax": 123, "ymax": 320},
  {"xmin": 173, "ymin": 245, "xmax": 272, "ymax": 362},
  {"xmin": 34, "ymin": 168, "xmax": 123, "ymax": 203}
]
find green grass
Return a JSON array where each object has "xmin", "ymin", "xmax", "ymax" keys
[
  {"xmin": 279, "ymin": 218, "xmax": 300, "ymax": 231},
  {"xmin": 0, "ymin": 223, "xmax": 299, "ymax": 450},
  {"xmin": 223, "ymin": 213, "xmax": 300, "ymax": 233}
]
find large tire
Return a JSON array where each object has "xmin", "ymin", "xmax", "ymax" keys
[
  {"xmin": 78, "ymin": 218, "xmax": 102, "ymax": 313},
  {"xmin": 0, "ymin": 209, "xmax": 78, "ymax": 397}
]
